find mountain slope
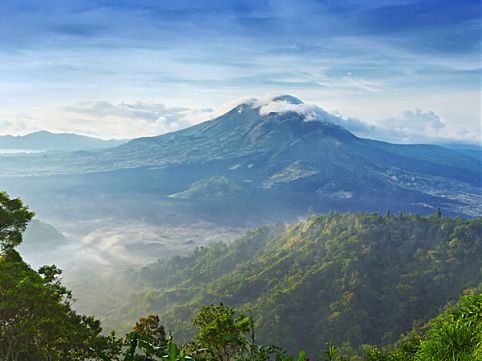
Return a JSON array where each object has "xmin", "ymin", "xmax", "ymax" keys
[
  {"xmin": 116, "ymin": 213, "xmax": 482, "ymax": 355},
  {"xmin": 168, "ymin": 176, "xmax": 245, "ymax": 200},
  {"xmin": 0, "ymin": 131, "xmax": 125, "ymax": 151},
  {"xmin": 19, "ymin": 219, "xmax": 67, "ymax": 253},
  {"xmin": 0, "ymin": 95, "xmax": 480, "ymax": 219}
]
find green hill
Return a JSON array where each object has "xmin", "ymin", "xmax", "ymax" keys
[
  {"xmin": 168, "ymin": 176, "xmax": 245, "ymax": 200},
  {"xmin": 115, "ymin": 212, "xmax": 482, "ymax": 355}
]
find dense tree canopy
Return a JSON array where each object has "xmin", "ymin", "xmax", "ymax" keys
[
  {"xmin": 0, "ymin": 191, "xmax": 34, "ymax": 252},
  {"xmin": 0, "ymin": 192, "xmax": 120, "ymax": 360},
  {"xmin": 193, "ymin": 303, "xmax": 251, "ymax": 361},
  {"xmin": 119, "ymin": 212, "xmax": 482, "ymax": 355},
  {"xmin": 340, "ymin": 293, "xmax": 482, "ymax": 361},
  {"xmin": 0, "ymin": 192, "xmax": 480, "ymax": 360}
]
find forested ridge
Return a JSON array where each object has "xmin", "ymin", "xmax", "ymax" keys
[
  {"xmin": 120, "ymin": 212, "xmax": 482, "ymax": 355},
  {"xmin": 0, "ymin": 192, "xmax": 481, "ymax": 360}
]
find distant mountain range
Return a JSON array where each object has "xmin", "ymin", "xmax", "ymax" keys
[
  {"xmin": 6, "ymin": 96, "xmax": 480, "ymax": 212},
  {"xmin": 0, "ymin": 130, "xmax": 125, "ymax": 151},
  {"xmin": 436, "ymin": 142, "xmax": 482, "ymax": 161},
  {"xmin": 0, "ymin": 95, "xmax": 480, "ymax": 233}
]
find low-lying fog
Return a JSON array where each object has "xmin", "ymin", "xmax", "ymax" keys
[{"xmin": 20, "ymin": 216, "xmax": 245, "ymax": 321}]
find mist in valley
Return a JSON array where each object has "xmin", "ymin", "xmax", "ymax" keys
[{"xmin": 0, "ymin": 1, "xmax": 480, "ymax": 358}]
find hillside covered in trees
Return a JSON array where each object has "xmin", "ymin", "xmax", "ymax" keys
[
  {"xmin": 1, "ymin": 192, "xmax": 481, "ymax": 360},
  {"xmin": 118, "ymin": 212, "xmax": 482, "ymax": 355}
]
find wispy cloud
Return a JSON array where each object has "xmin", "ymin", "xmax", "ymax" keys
[
  {"xmin": 0, "ymin": 0, "xmax": 478, "ymax": 142},
  {"xmin": 0, "ymin": 101, "xmax": 214, "ymax": 139},
  {"xmin": 0, "ymin": 95, "xmax": 479, "ymax": 144},
  {"xmin": 332, "ymin": 109, "xmax": 479, "ymax": 145},
  {"xmin": 61, "ymin": 101, "xmax": 215, "ymax": 139},
  {"xmin": 380, "ymin": 110, "xmax": 446, "ymax": 134},
  {"xmin": 244, "ymin": 95, "xmax": 480, "ymax": 144}
]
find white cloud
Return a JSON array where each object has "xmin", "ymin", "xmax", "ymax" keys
[
  {"xmin": 0, "ymin": 95, "xmax": 479, "ymax": 145},
  {"xmin": 0, "ymin": 120, "xmax": 24, "ymax": 132},
  {"xmin": 380, "ymin": 110, "xmax": 446, "ymax": 134},
  {"xmin": 257, "ymin": 96, "xmax": 321, "ymax": 121},
  {"xmin": 0, "ymin": 101, "xmax": 215, "ymax": 139},
  {"xmin": 336, "ymin": 109, "xmax": 479, "ymax": 145},
  {"xmin": 62, "ymin": 100, "xmax": 217, "ymax": 138},
  {"xmin": 230, "ymin": 94, "xmax": 333, "ymax": 122},
  {"xmin": 0, "ymin": 115, "xmax": 36, "ymax": 135},
  {"xmin": 233, "ymin": 94, "xmax": 479, "ymax": 145},
  {"xmin": 328, "ymin": 109, "xmax": 460, "ymax": 144}
]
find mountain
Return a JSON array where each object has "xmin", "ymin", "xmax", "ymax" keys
[
  {"xmin": 0, "ymin": 130, "xmax": 125, "ymax": 151},
  {"xmin": 19, "ymin": 219, "xmax": 67, "ymax": 253},
  {"xmin": 1, "ymin": 95, "xmax": 480, "ymax": 345},
  {"xmin": 2, "ymin": 95, "xmax": 479, "ymax": 219},
  {"xmin": 16, "ymin": 219, "xmax": 73, "ymax": 268},
  {"xmin": 115, "ymin": 213, "xmax": 482, "ymax": 355},
  {"xmin": 436, "ymin": 142, "xmax": 482, "ymax": 161}
]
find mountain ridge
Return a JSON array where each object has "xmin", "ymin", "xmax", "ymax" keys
[
  {"xmin": 0, "ymin": 130, "xmax": 126, "ymax": 151},
  {"xmin": 113, "ymin": 212, "xmax": 482, "ymax": 354},
  {"xmin": 0, "ymin": 95, "xmax": 480, "ymax": 218}
]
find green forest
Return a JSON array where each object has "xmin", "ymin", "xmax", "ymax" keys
[
  {"xmin": 1, "ymin": 192, "xmax": 481, "ymax": 360},
  {"xmin": 118, "ymin": 210, "xmax": 482, "ymax": 355}
]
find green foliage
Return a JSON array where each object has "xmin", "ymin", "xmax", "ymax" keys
[
  {"xmin": 319, "ymin": 343, "xmax": 349, "ymax": 361},
  {"xmin": 132, "ymin": 315, "xmax": 168, "ymax": 356},
  {"xmin": 96, "ymin": 305, "xmax": 288, "ymax": 361},
  {"xmin": 414, "ymin": 293, "xmax": 482, "ymax": 361},
  {"xmin": 122, "ymin": 332, "xmax": 164, "ymax": 361},
  {"xmin": 2, "ymin": 192, "xmax": 481, "ymax": 361},
  {"xmin": 0, "ymin": 191, "xmax": 34, "ymax": 252},
  {"xmin": 193, "ymin": 303, "xmax": 251, "ymax": 361},
  {"xmin": 168, "ymin": 177, "xmax": 245, "ymax": 200},
  {"xmin": 328, "ymin": 293, "xmax": 482, "ymax": 361},
  {"xmin": 362, "ymin": 345, "xmax": 385, "ymax": 361},
  {"xmin": 0, "ymin": 249, "xmax": 121, "ymax": 360},
  {"xmin": 0, "ymin": 191, "xmax": 120, "ymax": 360},
  {"xmin": 117, "ymin": 213, "xmax": 482, "ymax": 355},
  {"xmin": 384, "ymin": 330, "xmax": 422, "ymax": 361},
  {"xmin": 435, "ymin": 207, "xmax": 442, "ymax": 218}
]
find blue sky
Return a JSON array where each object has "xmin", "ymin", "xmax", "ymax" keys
[{"xmin": 0, "ymin": 0, "xmax": 480, "ymax": 142}]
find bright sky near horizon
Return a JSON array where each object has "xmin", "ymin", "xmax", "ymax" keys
[{"xmin": 0, "ymin": 0, "xmax": 480, "ymax": 143}]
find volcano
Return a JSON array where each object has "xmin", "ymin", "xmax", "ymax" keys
[{"xmin": 1, "ymin": 95, "xmax": 480, "ymax": 219}]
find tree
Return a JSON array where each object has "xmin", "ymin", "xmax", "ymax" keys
[
  {"xmin": 0, "ymin": 192, "xmax": 34, "ymax": 252},
  {"xmin": 0, "ymin": 250, "xmax": 122, "ymax": 360},
  {"xmin": 435, "ymin": 207, "xmax": 442, "ymax": 218},
  {"xmin": 193, "ymin": 303, "xmax": 252, "ymax": 361},
  {"xmin": 127, "ymin": 314, "xmax": 168, "ymax": 360},
  {"xmin": 0, "ymin": 192, "xmax": 120, "ymax": 360},
  {"xmin": 133, "ymin": 315, "xmax": 167, "ymax": 347}
]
